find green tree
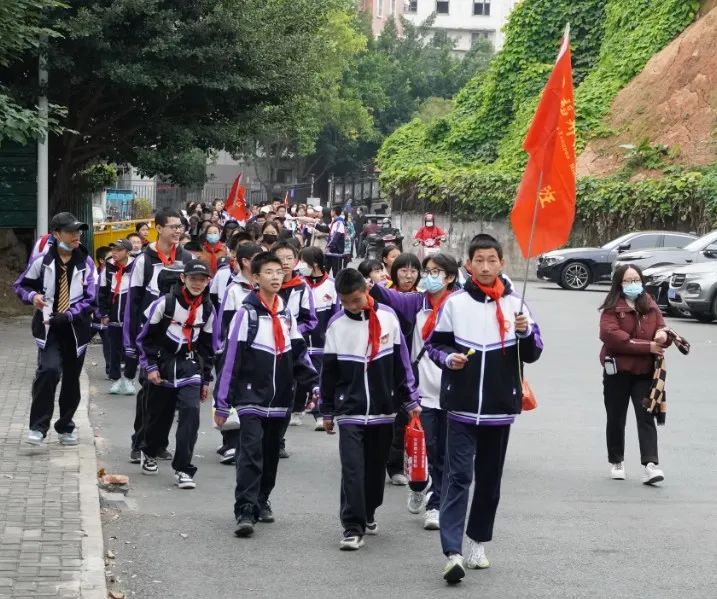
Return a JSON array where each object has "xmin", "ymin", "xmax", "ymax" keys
[
  {"xmin": 0, "ymin": 0, "xmax": 353, "ymax": 211},
  {"xmin": 0, "ymin": 0, "xmax": 66, "ymax": 145}
]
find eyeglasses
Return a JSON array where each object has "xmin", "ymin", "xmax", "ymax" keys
[
  {"xmin": 162, "ymin": 224, "xmax": 185, "ymax": 231},
  {"xmin": 622, "ymin": 278, "xmax": 641, "ymax": 284},
  {"xmin": 421, "ymin": 268, "xmax": 445, "ymax": 278}
]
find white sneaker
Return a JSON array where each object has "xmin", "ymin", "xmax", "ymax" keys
[
  {"xmin": 610, "ymin": 462, "xmax": 626, "ymax": 480},
  {"xmin": 339, "ymin": 534, "xmax": 364, "ymax": 551},
  {"xmin": 643, "ymin": 462, "xmax": 664, "ymax": 485},
  {"xmin": 109, "ymin": 379, "xmax": 123, "ymax": 394},
  {"xmin": 424, "ymin": 509, "xmax": 440, "ymax": 530},
  {"xmin": 465, "ymin": 540, "xmax": 490, "ymax": 569},
  {"xmin": 289, "ymin": 413, "xmax": 303, "ymax": 426},
  {"xmin": 58, "ymin": 431, "xmax": 79, "ymax": 446},
  {"xmin": 219, "ymin": 448, "xmax": 236, "ymax": 464},
  {"xmin": 121, "ymin": 377, "xmax": 137, "ymax": 395},
  {"xmin": 407, "ymin": 489, "xmax": 427, "ymax": 514},
  {"xmin": 390, "ymin": 473, "xmax": 408, "ymax": 486},
  {"xmin": 314, "ymin": 417, "xmax": 324, "ymax": 431},
  {"xmin": 175, "ymin": 471, "xmax": 196, "ymax": 489},
  {"xmin": 365, "ymin": 521, "xmax": 378, "ymax": 535},
  {"xmin": 443, "ymin": 554, "xmax": 466, "ymax": 583},
  {"xmin": 26, "ymin": 430, "xmax": 44, "ymax": 446}
]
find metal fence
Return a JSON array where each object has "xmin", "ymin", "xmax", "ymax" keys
[{"xmin": 329, "ymin": 174, "xmax": 386, "ymax": 213}]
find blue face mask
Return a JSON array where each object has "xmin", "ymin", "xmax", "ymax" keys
[
  {"xmin": 622, "ymin": 282, "xmax": 643, "ymax": 300},
  {"xmin": 422, "ymin": 274, "xmax": 445, "ymax": 294},
  {"xmin": 206, "ymin": 233, "xmax": 220, "ymax": 244},
  {"xmin": 58, "ymin": 240, "xmax": 72, "ymax": 252}
]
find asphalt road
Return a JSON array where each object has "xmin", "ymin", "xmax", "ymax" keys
[{"xmin": 88, "ymin": 283, "xmax": 717, "ymax": 599}]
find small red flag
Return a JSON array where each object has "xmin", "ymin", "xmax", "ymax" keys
[
  {"xmin": 511, "ymin": 25, "xmax": 576, "ymax": 258},
  {"xmin": 225, "ymin": 173, "xmax": 249, "ymax": 221}
]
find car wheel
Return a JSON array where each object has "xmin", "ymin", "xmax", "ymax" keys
[
  {"xmin": 693, "ymin": 312, "xmax": 715, "ymax": 323},
  {"xmin": 559, "ymin": 262, "xmax": 591, "ymax": 290},
  {"xmin": 713, "ymin": 293, "xmax": 717, "ymax": 321}
]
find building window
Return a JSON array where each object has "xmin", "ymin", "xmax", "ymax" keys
[
  {"xmin": 405, "ymin": 0, "xmax": 417, "ymax": 12},
  {"xmin": 377, "ymin": 0, "xmax": 383, "ymax": 17},
  {"xmin": 436, "ymin": 0, "xmax": 449, "ymax": 14},
  {"xmin": 276, "ymin": 169, "xmax": 293, "ymax": 184},
  {"xmin": 473, "ymin": 0, "xmax": 490, "ymax": 16},
  {"xmin": 471, "ymin": 30, "xmax": 495, "ymax": 45},
  {"xmin": 390, "ymin": 0, "xmax": 396, "ymax": 15}
]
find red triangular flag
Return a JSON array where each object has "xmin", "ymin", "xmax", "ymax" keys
[
  {"xmin": 225, "ymin": 173, "xmax": 249, "ymax": 221},
  {"xmin": 511, "ymin": 24, "xmax": 576, "ymax": 258}
]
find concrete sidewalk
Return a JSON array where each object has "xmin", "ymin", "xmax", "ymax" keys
[{"xmin": 0, "ymin": 318, "xmax": 106, "ymax": 599}]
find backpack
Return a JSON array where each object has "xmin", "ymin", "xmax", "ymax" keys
[{"xmin": 144, "ymin": 248, "xmax": 193, "ymax": 296}]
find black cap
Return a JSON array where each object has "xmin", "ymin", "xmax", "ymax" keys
[
  {"xmin": 183, "ymin": 259, "xmax": 211, "ymax": 277},
  {"xmin": 49, "ymin": 212, "xmax": 89, "ymax": 232},
  {"xmin": 110, "ymin": 239, "xmax": 132, "ymax": 251}
]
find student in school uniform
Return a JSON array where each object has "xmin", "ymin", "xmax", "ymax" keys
[
  {"xmin": 98, "ymin": 239, "xmax": 137, "ymax": 395},
  {"xmin": 214, "ymin": 252, "xmax": 319, "ymax": 537},
  {"xmin": 136, "ymin": 260, "xmax": 215, "ymax": 490},
  {"xmin": 212, "ymin": 242, "xmax": 262, "ymax": 465},
  {"xmin": 425, "ymin": 234, "xmax": 543, "ymax": 583},
  {"xmin": 296, "ymin": 246, "xmax": 339, "ymax": 431},
  {"xmin": 320, "ymin": 268, "xmax": 421, "ymax": 551},
  {"xmin": 124, "ymin": 208, "xmax": 194, "ymax": 464}
]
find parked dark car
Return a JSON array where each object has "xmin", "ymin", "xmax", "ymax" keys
[
  {"xmin": 643, "ymin": 264, "xmax": 680, "ymax": 313},
  {"xmin": 536, "ymin": 230, "xmax": 697, "ymax": 291},
  {"xmin": 614, "ymin": 229, "xmax": 717, "ymax": 272}
]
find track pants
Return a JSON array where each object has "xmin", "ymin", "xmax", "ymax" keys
[
  {"xmin": 30, "ymin": 324, "xmax": 86, "ymax": 435},
  {"xmin": 440, "ymin": 421, "xmax": 511, "ymax": 556},
  {"xmin": 339, "ymin": 423, "xmax": 393, "ymax": 536},
  {"xmin": 107, "ymin": 325, "xmax": 137, "ymax": 381},
  {"xmin": 141, "ymin": 383, "xmax": 201, "ymax": 477}
]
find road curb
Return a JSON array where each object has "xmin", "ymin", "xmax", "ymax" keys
[{"xmin": 77, "ymin": 369, "xmax": 108, "ymax": 599}]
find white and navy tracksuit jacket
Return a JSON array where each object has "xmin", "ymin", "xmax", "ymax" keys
[
  {"xmin": 370, "ymin": 284, "xmax": 446, "ymax": 409},
  {"xmin": 303, "ymin": 274, "xmax": 339, "ymax": 368},
  {"xmin": 98, "ymin": 257, "xmax": 134, "ymax": 326},
  {"xmin": 214, "ymin": 292, "xmax": 319, "ymax": 420},
  {"xmin": 123, "ymin": 244, "xmax": 194, "ymax": 358},
  {"xmin": 136, "ymin": 286, "xmax": 215, "ymax": 388},
  {"xmin": 213, "ymin": 272, "xmax": 254, "ymax": 353},
  {"xmin": 320, "ymin": 303, "xmax": 419, "ymax": 426},
  {"xmin": 279, "ymin": 278, "xmax": 318, "ymax": 336},
  {"xmin": 425, "ymin": 277, "xmax": 543, "ymax": 426},
  {"xmin": 326, "ymin": 216, "xmax": 346, "ymax": 258},
  {"xmin": 209, "ymin": 261, "xmax": 232, "ymax": 311},
  {"xmin": 14, "ymin": 244, "xmax": 97, "ymax": 356}
]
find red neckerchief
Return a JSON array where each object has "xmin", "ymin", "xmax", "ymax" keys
[
  {"xmin": 364, "ymin": 294, "xmax": 382, "ymax": 362},
  {"xmin": 305, "ymin": 273, "xmax": 329, "ymax": 289},
  {"xmin": 473, "ymin": 276, "xmax": 507, "ymax": 349},
  {"xmin": 112, "ymin": 261, "xmax": 128, "ymax": 304},
  {"xmin": 202, "ymin": 241, "xmax": 224, "ymax": 273},
  {"xmin": 421, "ymin": 289, "xmax": 451, "ymax": 341},
  {"xmin": 281, "ymin": 275, "xmax": 304, "ymax": 289},
  {"xmin": 258, "ymin": 292, "xmax": 286, "ymax": 356},
  {"xmin": 156, "ymin": 243, "xmax": 177, "ymax": 267},
  {"xmin": 181, "ymin": 288, "xmax": 203, "ymax": 351}
]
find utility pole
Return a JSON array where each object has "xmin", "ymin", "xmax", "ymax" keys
[{"xmin": 37, "ymin": 33, "xmax": 49, "ymax": 235}]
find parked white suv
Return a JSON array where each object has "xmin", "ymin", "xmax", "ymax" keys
[{"xmin": 667, "ymin": 262, "xmax": 717, "ymax": 322}]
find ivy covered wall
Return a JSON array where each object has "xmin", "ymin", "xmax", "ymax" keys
[{"xmin": 376, "ymin": 0, "xmax": 715, "ymax": 239}]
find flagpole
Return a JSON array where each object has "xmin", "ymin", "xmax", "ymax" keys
[{"xmin": 519, "ymin": 170, "xmax": 543, "ymax": 314}]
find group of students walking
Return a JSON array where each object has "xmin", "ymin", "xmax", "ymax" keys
[{"xmin": 15, "ymin": 203, "xmax": 680, "ymax": 583}]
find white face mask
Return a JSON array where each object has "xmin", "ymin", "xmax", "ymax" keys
[{"xmin": 296, "ymin": 261, "xmax": 312, "ymax": 277}]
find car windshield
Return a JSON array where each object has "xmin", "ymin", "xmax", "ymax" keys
[
  {"xmin": 684, "ymin": 230, "xmax": 717, "ymax": 252},
  {"xmin": 601, "ymin": 232, "xmax": 636, "ymax": 250}
]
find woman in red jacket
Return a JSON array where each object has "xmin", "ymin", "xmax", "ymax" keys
[{"xmin": 599, "ymin": 264, "xmax": 670, "ymax": 485}]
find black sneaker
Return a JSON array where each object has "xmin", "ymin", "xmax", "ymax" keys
[
  {"xmin": 129, "ymin": 449, "xmax": 141, "ymax": 464},
  {"xmin": 257, "ymin": 501, "xmax": 274, "ymax": 523},
  {"xmin": 158, "ymin": 449, "xmax": 173, "ymax": 460},
  {"xmin": 234, "ymin": 513, "xmax": 255, "ymax": 537},
  {"xmin": 278, "ymin": 447, "xmax": 290, "ymax": 459},
  {"xmin": 141, "ymin": 452, "xmax": 158, "ymax": 475}
]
